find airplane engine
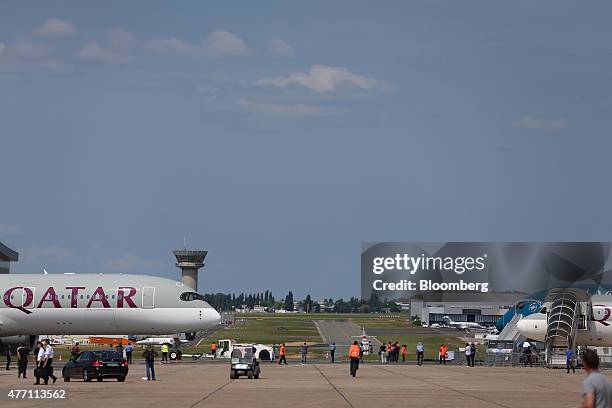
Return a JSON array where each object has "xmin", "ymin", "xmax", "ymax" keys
[{"xmin": 0, "ymin": 335, "xmax": 36, "ymax": 347}]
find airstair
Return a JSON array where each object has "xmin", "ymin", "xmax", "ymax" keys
[
  {"xmin": 497, "ymin": 314, "xmax": 523, "ymax": 342},
  {"xmin": 545, "ymin": 288, "xmax": 590, "ymax": 368}
]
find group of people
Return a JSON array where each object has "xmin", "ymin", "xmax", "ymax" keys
[
  {"xmin": 378, "ymin": 341, "xmax": 407, "ymax": 364},
  {"xmin": 5, "ymin": 339, "xmax": 162, "ymax": 384},
  {"xmin": 8, "ymin": 339, "xmax": 59, "ymax": 385},
  {"xmin": 5, "ymin": 340, "xmax": 58, "ymax": 385},
  {"xmin": 463, "ymin": 343, "xmax": 477, "ymax": 367},
  {"xmin": 376, "ymin": 341, "xmax": 427, "ymax": 366}
]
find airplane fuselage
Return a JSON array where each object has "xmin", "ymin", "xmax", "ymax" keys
[
  {"xmin": 517, "ymin": 303, "xmax": 612, "ymax": 347},
  {"xmin": 0, "ymin": 274, "xmax": 221, "ymax": 337}
]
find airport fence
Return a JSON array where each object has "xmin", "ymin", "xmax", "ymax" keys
[{"xmin": 484, "ymin": 352, "xmax": 546, "ymax": 367}]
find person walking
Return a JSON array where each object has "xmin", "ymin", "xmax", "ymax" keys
[
  {"xmin": 278, "ymin": 343, "xmax": 287, "ymax": 365},
  {"xmin": 349, "ymin": 341, "xmax": 361, "ymax": 377},
  {"xmin": 523, "ymin": 343, "xmax": 532, "ymax": 367},
  {"xmin": 580, "ymin": 349, "xmax": 612, "ymax": 408},
  {"xmin": 465, "ymin": 343, "xmax": 472, "ymax": 367},
  {"xmin": 379, "ymin": 344, "xmax": 387, "ymax": 364},
  {"xmin": 16, "ymin": 344, "xmax": 29, "ymax": 379},
  {"xmin": 470, "ymin": 343, "xmax": 476, "ymax": 367},
  {"xmin": 301, "ymin": 342, "xmax": 308, "ymax": 364},
  {"xmin": 125, "ymin": 343, "xmax": 134, "ymax": 364},
  {"xmin": 161, "ymin": 343, "xmax": 169, "ymax": 363},
  {"xmin": 272, "ymin": 344, "xmax": 278, "ymax": 361},
  {"xmin": 42, "ymin": 339, "xmax": 57, "ymax": 384},
  {"xmin": 211, "ymin": 342, "xmax": 218, "ymax": 358},
  {"xmin": 567, "ymin": 348, "xmax": 576, "ymax": 374},
  {"xmin": 386, "ymin": 342, "xmax": 393, "ymax": 363},
  {"xmin": 416, "ymin": 342, "xmax": 424, "ymax": 366},
  {"xmin": 439, "ymin": 344, "xmax": 447, "ymax": 365},
  {"xmin": 143, "ymin": 345, "xmax": 158, "ymax": 381},
  {"xmin": 71, "ymin": 342, "xmax": 80, "ymax": 359},
  {"xmin": 330, "ymin": 342, "xmax": 336, "ymax": 363},
  {"xmin": 5, "ymin": 347, "xmax": 11, "ymax": 370},
  {"xmin": 401, "ymin": 345, "xmax": 407, "ymax": 363},
  {"xmin": 33, "ymin": 341, "xmax": 47, "ymax": 385}
]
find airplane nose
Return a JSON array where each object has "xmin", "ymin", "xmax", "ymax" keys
[
  {"xmin": 516, "ymin": 318, "xmax": 531, "ymax": 335},
  {"xmin": 212, "ymin": 309, "xmax": 221, "ymax": 325}
]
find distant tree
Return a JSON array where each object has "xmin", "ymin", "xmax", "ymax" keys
[
  {"xmin": 284, "ymin": 291, "xmax": 294, "ymax": 311},
  {"xmin": 368, "ymin": 292, "xmax": 382, "ymax": 312},
  {"xmin": 359, "ymin": 304, "xmax": 371, "ymax": 314},
  {"xmin": 304, "ymin": 294, "xmax": 313, "ymax": 313},
  {"xmin": 334, "ymin": 299, "xmax": 350, "ymax": 313}
]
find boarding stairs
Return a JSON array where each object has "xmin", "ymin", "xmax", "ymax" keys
[
  {"xmin": 497, "ymin": 314, "xmax": 523, "ymax": 342},
  {"xmin": 544, "ymin": 289, "xmax": 590, "ymax": 368}
]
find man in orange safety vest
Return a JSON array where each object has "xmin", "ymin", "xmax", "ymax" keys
[{"xmin": 349, "ymin": 341, "xmax": 361, "ymax": 377}]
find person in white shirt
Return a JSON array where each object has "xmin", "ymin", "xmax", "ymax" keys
[
  {"xmin": 34, "ymin": 341, "xmax": 47, "ymax": 385},
  {"xmin": 416, "ymin": 342, "xmax": 425, "ymax": 366},
  {"xmin": 465, "ymin": 343, "xmax": 472, "ymax": 367},
  {"xmin": 42, "ymin": 340, "xmax": 57, "ymax": 384}
]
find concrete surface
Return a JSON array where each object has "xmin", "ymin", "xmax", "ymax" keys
[
  {"xmin": 315, "ymin": 320, "xmax": 382, "ymax": 356},
  {"xmin": 0, "ymin": 361, "xmax": 603, "ymax": 408}
]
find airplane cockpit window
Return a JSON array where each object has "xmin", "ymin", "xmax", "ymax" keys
[{"xmin": 180, "ymin": 292, "xmax": 206, "ymax": 301}]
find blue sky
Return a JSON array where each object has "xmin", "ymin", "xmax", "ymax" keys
[{"xmin": 1, "ymin": 1, "xmax": 611, "ymax": 299}]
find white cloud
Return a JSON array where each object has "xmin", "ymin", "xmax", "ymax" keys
[
  {"xmin": 513, "ymin": 116, "xmax": 570, "ymax": 131},
  {"xmin": 0, "ymin": 40, "xmax": 69, "ymax": 73},
  {"xmin": 77, "ymin": 28, "xmax": 136, "ymax": 64},
  {"xmin": 268, "ymin": 38, "xmax": 295, "ymax": 57},
  {"xmin": 0, "ymin": 224, "xmax": 22, "ymax": 235},
  {"xmin": 146, "ymin": 30, "xmax": 249, "ymax": 58},
  {"xmin": 203, "ymin": 30, "xmax": 249, "ymax": 57},
  {"xmin": 35, "ymin": 18, "xmax": 76, "ymax": 38},
  {"xmin": 238, "ymin": 97, "xmax": 323, "ymax": 116},
  {"xmin": 196, "ymin": 84, "xmax": 218, "ymax": 102},
  {"xmin": 79, "ymin": 43, "xmax": 131, "ymax": 64},
  {"xmin": 106, "ymin": 28, "xmax": 137, "ymax": 50},
  {"xmin": 146, "ymin": 38, "xmax": 197, "ymax": 56},
  {"xmin": 256, "ymin": 65, "xmax": 380, "ymax": 93},
  {"xmin": 6, "ymin": 40, "xmax": 49, "ymax": 59},
  {"xmin": 22, "ymin": 246, "xmax": 75, "ymax": 262},
  {"xmin": 102, "ymin": 254, "xmax": 163, "ymax": 273}
]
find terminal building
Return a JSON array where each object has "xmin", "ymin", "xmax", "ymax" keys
[
  {"xmin": 0, "ymin": 241, "xmax": 18, "ymax": 274},
  {"xmin": 410, "ymin": 293, "xmax": 525, "ymax": 326}
]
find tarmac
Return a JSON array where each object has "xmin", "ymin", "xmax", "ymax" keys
[
  {"xmin": 315, "ymin": 320, "xmax": 382, "ymax": 356},
  {"xmin": 0, "ymin": 360, "xmax": 605, "ymax": 408}
]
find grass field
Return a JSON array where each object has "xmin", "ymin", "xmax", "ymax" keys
[
  {"xmin": 194, "ymin": 313, "xmax": 473, "ymax": 361},
  {"xmin": 210, "ymin": 313, "xmax": 410, "ymax": 345}
]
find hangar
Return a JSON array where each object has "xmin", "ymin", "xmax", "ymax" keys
[
  {"xmin": 0, "ymin": 241, "xmax": 18, "ymax": 274},
  {"xmin": 410, "ymin": 292, "xmax": 526, "ymax": 326}
]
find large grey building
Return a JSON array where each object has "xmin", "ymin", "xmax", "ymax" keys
[
  {"xmin": 0, "ymin": 241, "xmax": 19, "ymax": 274},
  {"xmin": 410, "ymin": 292, "xmax": 525, "ymax": 326}
]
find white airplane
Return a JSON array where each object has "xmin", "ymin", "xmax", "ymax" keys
[
  {"xmin": 136, "ymin": 337, "xmax": 188, "ymax": 346},
  {"xmin": 442, "ymin": 316, "xmax": 485, "ymax": 330},
  {"xmin": 0, "ymin": 273, "xmax": 221, "ymax": 347},
  {"xmin": 516, "ymin": 296, "xmax": 612, "ymax": 346},
  {"xmin": 351, "ymin": 327, "xmax": 378, "ymax": 354}
]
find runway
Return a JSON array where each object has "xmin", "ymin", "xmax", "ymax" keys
[
  {"xmin": 0, "ymin": 361, "xmax": 599, "ymax": 408},
  {"xmin": 314, "ymin": 320, "xmax": 382, "ymax": 355}
]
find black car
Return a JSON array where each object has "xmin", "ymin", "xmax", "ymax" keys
[{"xmin": 63, "ymin": 350, "xmax": 128, "ymax": 382}]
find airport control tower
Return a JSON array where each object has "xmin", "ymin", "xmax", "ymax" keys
[{"xmin": 173, "ymin": 249, "xmax": 208, "ymax": 291}]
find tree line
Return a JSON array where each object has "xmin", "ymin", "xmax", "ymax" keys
[{"xmin": 203, "ymin": 291, "xmax": 401, "ymax": 313}]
